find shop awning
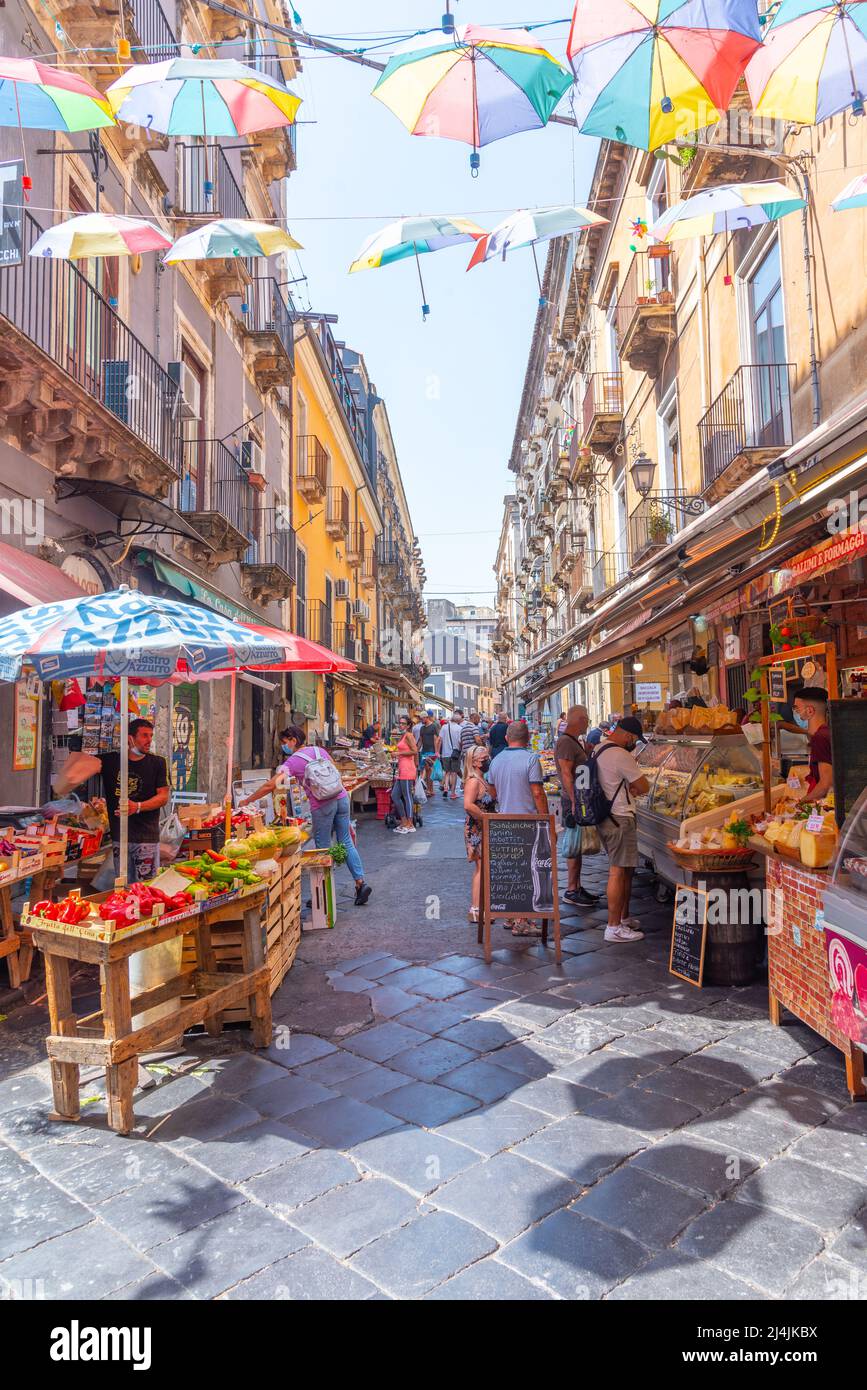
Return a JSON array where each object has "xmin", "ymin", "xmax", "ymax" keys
[
  {"xmin": 0, "ymin": 540, "xmax": 85, "ymax": 608},
  {"xmin": 141, "ymin": 552, "xmax": 262, "ymax": 623}
]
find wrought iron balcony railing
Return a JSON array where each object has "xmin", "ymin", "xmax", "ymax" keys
[
  {"xmin": 698, "ymin": 362, "xmax": 794, "ymax": 490},
  {"xmin": 177, "ymin": 143, "xmax": 249, "ymax": 221},
  {"xmin": 175, "ymin": 438, "xmax": 255, "ymax": 539},
  {"xmin": 0, "ymin": 210, "xmax": 180, "ymax": 468},
  {"xmin": 307, "ymin": 600, "xmax": 332, "ymax": 649},
  {"xmin": 243, "ymin": 504, "xmax": 297, "ymax": 582},
  {"xmin": 296, "ymin": 433, "xmax": 328, "ymax": 496},
  {"xmin": 242, "ymin": 276, "xmax": 295, "ymax": 369},
  {"xmin": 129, "ymin": 0, "xmax": 180, "ymax": 59}
]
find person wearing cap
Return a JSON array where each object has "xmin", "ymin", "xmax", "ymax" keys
[{"xmin": 593, "ymin": 717, "xmax": 649, "ymax": 943}]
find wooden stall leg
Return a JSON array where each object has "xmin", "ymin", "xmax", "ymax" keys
[
  {"xmin": 845, "ymin": 1045, "xmax": 866, "ymax": 1102},
  {"xmin": 197, "ymin": 915, "xmax": 223, "ymax": 1038},
  {"xmin": 0, "ymin": 885, "xmax": 21, "ymax": 990},
  {"xmin": 102, "ymin": 959, "xmax": 136, "ymax": 1136},
  {"xmin": 241, "ymin": 903, "xmax": 271, "ymax": 1048},
  {"xmin": 43, "ymin": 953, "xmax": 80, "ymax": 1123},
  {"xmin": 768, "ymin": 990, "xmax": 782, "ymax": 1027},
  {"xmin": 541, "ymin": 918, "xmax": 548, "ymax": 947}
]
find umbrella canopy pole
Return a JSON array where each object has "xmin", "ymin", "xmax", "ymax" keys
[
  {"xmin": 13, "ymin": 81, "xmax": 31, "ymax": 200},
  {"xmin": 225, "ymin": 670, "xmax": 237, "ymax": 839},
  {"xmin": 413, "ymin": 242, "xmax": 430, "ymax": 320},
  {"xmin": 201, "ymin": 86, "xmax": 212, "ymax": 201},
  {"xmin": 532, "ymin": 243, "xmax": 547, "ymax": 308},
  {"xmin": 117, "ymin": 674, "xmax": 129, "ymax": 888}
]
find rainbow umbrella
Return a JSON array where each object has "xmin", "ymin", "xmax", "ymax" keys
[
  {"xmin": 832, "ymin": 173, "xmax": 867, "ymax": 209},
  {"xmin": 0, "ymin": 59, "xmax": 114, "ymax": 194},
  {"xmin": 567, "ymin": 0, "xmax": 762, "ymax": 151},
  {"xmin": 164, "ymin": 218, "xmax": 302, "ymax": 264},
  {"xmin": 649, "ymin": 181, "xmax": 805, "ymax": 241},
  {"xmin": 106, "ymin": 59, "xmax": 301, "ymax": 135},
  {"xmin": 747, "ymin": 0, "xmax": 867, "ymax": 122},
  {"xmin": 349, "ymin": 215, "xmax": 485, "ymax": 318},
  {"xmin": 467, "ymin": 204, "xmax": 608, "ymax": 305},
  {"xmin": 28, "ymin": 212, "xmax": 171, "ymax": 260},
  {"xmin": 371, "ymin": 25, "xmax": 573, "ymax": 173}
]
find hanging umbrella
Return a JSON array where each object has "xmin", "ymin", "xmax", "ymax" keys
[
  {"xmin": 349, "ymin": 215, "xmax": 486, "ymax": 318},
  {"xmin": 567, "ymin": 0, "xmax": 762, "ymax": 151},
  {"xmin": 649, "ymin": 181, "xmax": 805, "ymax": 241},
  {"xmin": 164, "ymin": 218, "xmax": 302, "ymax": 264},
  {"xmin": 371, "ymin": 25, "xmax": 573, "ymax": 173},
  {"xmin": 0, "ymin": 59, "xmax": 114, "ymax": 195},
  {"xmin": 105, "ymin": 59, "xmax": 302, "ymax": 135},
  {"xmin": 832, "ymin": 173, "xmax": 867, "ymax": 209},
  {"xmin": 29, "ymin": 212, "xmax": 171, "ymax": 260},
  {"xmin": 747, "ymin": 0, "xmax": 867, "ymax": 122},
  {"xmin": 467, "ymin": 204, "xmax": 608, "ymax": 302}
]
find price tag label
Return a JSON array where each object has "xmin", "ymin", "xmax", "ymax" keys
[{"xmin": 806, "ymin": 813, "xmax": 824, "ymax": 832}]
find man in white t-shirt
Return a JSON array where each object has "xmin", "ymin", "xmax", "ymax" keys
[
  {"xmin": 593, "ymin": 717, "xmax": 649, "ymax": 943},
  {"xmin": 438, "ymin": 711, "xmax": 465, "ymax": 800}
]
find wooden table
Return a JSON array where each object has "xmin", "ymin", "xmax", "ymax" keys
[
  {"xmin": 0, "ymin": 862, "xmax": 61, "ymax": 988},
  {"xmin": 31, "ymin": 889, "xmax": 272, "ymax": 1135}
]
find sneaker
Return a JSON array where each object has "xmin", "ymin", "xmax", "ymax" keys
[
  {"xmin": 354, "ymin": 883, "xmax": 372, "ymax": 907},
  {"xmin": 564, "ymin": 888, "xmax": 598, "ymax": 906},
  {"xmin": 620, "ymin": 916, "xmax": 642, "ymax": 929},
  {"xmin": 604, "ymin": 924, "xmax": 644, "ymax": 942},
  {"xmin": 394, "ymin": 826, "xmax": 409, "ymax": 834},
  {"xmin": 405, "ymin": 825, "xmax": 417, "ymax": 833}
]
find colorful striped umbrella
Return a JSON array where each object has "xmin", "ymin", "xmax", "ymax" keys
[
  {"xmin": 371, "ymin": 25, "xmax": 573, "ymax": 172},
  {"xmin": 164, "ymin": 218, "xmax": 302, "ymax": 264},
  {"xmin": 567, "ymin": 0, "xmax": 762, "ymax": 151},
  {"xmin": 349, "ymin": 215, "xmax": 485, "ymax": 317},
  {"xmin": 0, "ymin": 59, "xmax": 114, "ymax": 131},
  {"xmin": 467, "ymin": 204, "xmax": 608, "ymax": 304},
  {"xmin": 28, "ymin": 212, "xmax": 171, "ymax": 260},
  {"xmin": 649, "ymin": 181, "xmax": 805, "ymax": 240},
  {"xmin": 832, "ymin": 172, "xmax": 867, "ymax": 209},
  {"xmin": 105, "ymin": 59, "xmax": 302, "ymax": 136},
  {"xmin": 746, "ymin": 0, "xmax": 867, "ymax": 123}
]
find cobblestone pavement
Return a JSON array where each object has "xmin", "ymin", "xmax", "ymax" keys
[{"xmin": 1, "ymin": 793, "xmax": 866, "ymax": 1301}]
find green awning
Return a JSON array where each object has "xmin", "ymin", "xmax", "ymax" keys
[{"xmin": 143, "ymin": 553, "xmax": 261, "ymax": 624}]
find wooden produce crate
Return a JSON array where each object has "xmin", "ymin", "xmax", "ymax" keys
[{"xmin": 181, "ymin": 847, "xmax": 303, "ymax": 1021}]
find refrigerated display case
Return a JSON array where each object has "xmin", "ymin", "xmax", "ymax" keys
[
  {"xmin": 635, "ymin": 731, "xmax": 770, "ymax": 885},
  {"xmin": 824, "ymin": 786, "xmax": 867, "ymax": 946}
]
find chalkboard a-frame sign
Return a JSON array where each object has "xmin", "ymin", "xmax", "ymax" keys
[
  {"xmin": 480, "ymin": 814, "xmax": 561, "ymax": 964},
  {"xmin": 669, "ymin": 883, "xmax": 708, "ymax": 987}
]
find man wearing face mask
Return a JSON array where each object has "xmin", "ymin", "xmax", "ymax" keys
[
  {"xmin": 594, "ymin": 717, "xmax": 649, "ymax": 943},
  {"xmin": 240, "ymin": 727, "xmax": 372, "ymax": 906},
  {"xmin": 791, "ymin": 687, "xmax": 834, "ymax": 802}
]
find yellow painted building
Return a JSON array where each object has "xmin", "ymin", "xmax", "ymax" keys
[{"xmin": 292, "ymin": 315, "xmax": 382, "ymax": 739}]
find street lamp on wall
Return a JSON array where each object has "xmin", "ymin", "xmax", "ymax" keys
[
  {"xmin": 628, "ymin": 450, "xmax": 706, "ymax": 518},
  {"xmin": 629, "ymin": 452, "xmax": 656, "ymax": 499}
]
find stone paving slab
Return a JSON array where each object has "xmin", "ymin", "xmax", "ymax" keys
[{"xmin": 0, "ymin": 793, "xmax": 860, "ymax": 1301}]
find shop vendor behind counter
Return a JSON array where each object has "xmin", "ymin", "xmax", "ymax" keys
[
  {"xmin": 792, "ymin": 687, "xmax": 833, "ymax": 802},
  {"xmin": 56, "ymin": 718, "xmax": 169, "ymax": 882}
]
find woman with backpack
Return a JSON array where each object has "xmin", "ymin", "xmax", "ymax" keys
[{"xmin": 239, "ymin": 726, "xmax": 372, "ymax": 906}]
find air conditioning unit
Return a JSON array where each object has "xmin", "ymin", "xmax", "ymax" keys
[
  {"xmin": 352, "ymin": 599, "xmax": 370, "ymax": 621},
  {"xmin": 335, "ymin": 579, "xmax": 350, "ymax": 600},
  {"xmin": 167, "ymin": 361, "xmax": 201, "ymax": 420},
  {"xmin": 240, "ymin": 439, "xmax": 263, "ymax": 473},
  {"xmin": 102, "ymin": 360, "xmax": 131, "ymax": 424}
]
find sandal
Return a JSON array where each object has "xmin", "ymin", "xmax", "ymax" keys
[
  {"xmin": 510, "ymin": 922, "xmax": 543, "ymax": 936},
  {"xmin": 468, "ymin": 907, "xmax": 480, "ymax": 923}
]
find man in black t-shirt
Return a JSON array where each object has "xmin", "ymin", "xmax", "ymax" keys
[
  {"xmin": 58, "ymin": 718, "xmax": 169, "ymax": 882},
  {"xmin": 487, "ymin": 711, "xmax": 509, "ymax": 761}
]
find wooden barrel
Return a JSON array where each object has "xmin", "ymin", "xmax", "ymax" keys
[{"xmin": 696, "ymin": 870, "xmax": 762, "ymax": 987}]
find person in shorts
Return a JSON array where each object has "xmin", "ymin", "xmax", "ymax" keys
[
  {"xmin": 593, "ymin": 717, "xmax": 649, "ymax": 943},
  {"xmin": 417, "ymin": 712, "xmax": 440, "ymax": 794},
  {"xmin": 438, "ymin": 710, "xmax": 464, "ymax": 799}
]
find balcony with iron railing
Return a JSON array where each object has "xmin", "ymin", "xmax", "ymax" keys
[
  {"xmin": 312, "ymin": 317, "xmax": 369, "ymax": 467},
  {"xmin": 296, "ymin": 434, "xmax": 328, "ymax": 499},
  {"xmin": 698, "ymin": 362, "xmax": 793, "ymax": 500},
  {"xmin": 129, "ymin": 0, "xmax": 181, "ymax": 59},
  {"xmin": 345, "ymin": 525, "xmax": 364, "ymax": 566},
  {"xmin": 628, "ymin": 496, "xmax": 679, "ymax": 564},
  {"xmin": 174, "ymin": 438, "xmax": 258, "ymax": 561},
  {"xmin": 615, "ymin": 254, "xmax": 676, "ymax": 379},
  {"xmin": 241, "ymin": 276, "xmax": 295, "ymax": 390},
  {"xmin": 331, "ymin": 622, "xmax": 358, "ymax": 660},
  {"xmin": 590, "ymin": 550, "xmax": 622, "ymax": 599},
  {"xmin": 582, "ymin": 372, "xmax": 624, "ymax": 452},
  {"xmin": 241, "ymin": 503, "xmax": 296, "ymax": 600},
  {"xmin": 682, "ymin": 99, "xmax": 785, "ymax": 194},
  {"xmin": 325, "ymin": 485, "xmax": 350, "ymax": 539},
  {"xmin": 0, "ymin": 209, "xmax": 180, "ymax": 493},
  {"xmin": 307, "ymin": 600, "xmax": 332, "ymax": 650},
  {"xmin": 361, "ymin": 548, "xmax": 378, "ymax": 589},
  {"xmin": 177, "ymin": 143, "xmax": 250, "ymax": 223}
]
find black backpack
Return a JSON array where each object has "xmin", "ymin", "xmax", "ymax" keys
[{"xmin": 573, "ymin": 743, "xmax": 627, "ymax": 827}]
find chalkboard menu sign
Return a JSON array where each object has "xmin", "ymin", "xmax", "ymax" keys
[
  {"xmin": 484, "ymin": 815, "xmax": 555, "ymax": 916},
  {"xmin": 669, "ymin": 884, "xmax": 708, "ymax": 987},
  {"xmin": 830, "ymin": 700, "xmax": 867, "ymax": 827}
]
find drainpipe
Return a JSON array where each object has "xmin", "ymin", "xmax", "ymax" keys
[{"xmin": 793, "ymin": 157, "xmax": 821, "ymax": 430}]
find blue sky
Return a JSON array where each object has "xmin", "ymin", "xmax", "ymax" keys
[{"xmin": 284, "ymin": 2, "xmax": 598, "ymax": 606}]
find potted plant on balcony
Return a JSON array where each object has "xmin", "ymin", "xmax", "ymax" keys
[
  {"xmin": 636, "ymin": 277, "xmax": 656, "ymax": 305},
  {"xmin": 648, "ymin": 512, "xmax": 674, "ymax": 545}
]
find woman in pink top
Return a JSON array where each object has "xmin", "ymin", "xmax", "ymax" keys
[{"xmin": 393, "ymin": 714, "xmax": 418, "ymax": 834}]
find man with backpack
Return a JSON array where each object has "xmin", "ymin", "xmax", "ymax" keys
[
  {"xmin": 574, "ymin": 717, "xmax": 648, "ymax": 941},
  {"xmin": 588, "ymin": 717, "xmax": 649, "ymax": 942},
  {"xmin": 239, "ymin": 726, "xmax": 372, "ymax": 906},
  {"xmin": 438, "ymin": 710, "xmax": 464, "ymax": 800}
]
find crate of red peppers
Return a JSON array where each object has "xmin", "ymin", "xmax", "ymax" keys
[{"xmin": 25, "ymin": 881, "xmax": 201, "ymax": 941}]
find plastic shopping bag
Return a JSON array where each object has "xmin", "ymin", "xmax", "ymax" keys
[
  {"xmin": 431, "ymin": 758, "xmax": 444, "ymax": 784},
  {"xmin": 580, "ymin": 824, "xmax": 603, "ymax": 856},
  {"xmin": 414, "ymin": 777, "xmax": 428, "ymax": 804},
  {"xmin": 560, "ymin": 825, "xmax": 583, "ymax": 860},
  {"xmin": 159, "ymin": 809, "xmax": 186, "ymax": 863}
]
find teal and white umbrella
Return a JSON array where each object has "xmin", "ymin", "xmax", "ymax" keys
[
  {"xmin": 349, "ymin": 215, "xmax": 485, "ymax": 319},
  {"xmin": 467, "ymin": 204, "xmax": 607, "ymax": 303},
  {"xmin": 832, "ymin": 174, "xmax": 867, "ymax": 211},
  {"xmin": 165, "ymin": 217, "xmax": 302, "ymax": 264}
]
